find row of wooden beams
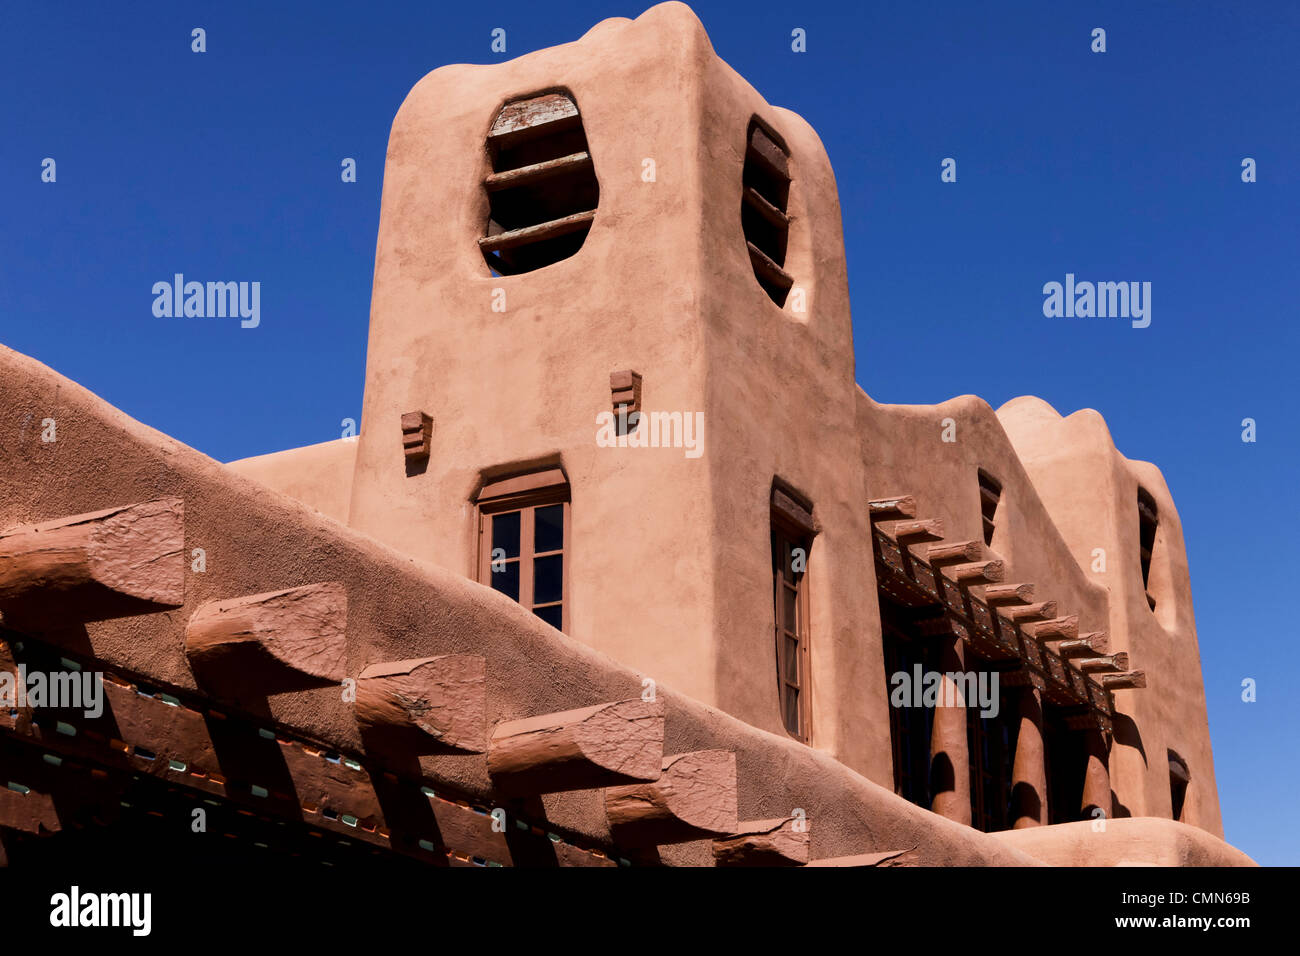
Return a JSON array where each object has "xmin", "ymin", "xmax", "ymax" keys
[{"xmin": 867, "ymin": 491, "xmax": 1139, "ymax": 720}]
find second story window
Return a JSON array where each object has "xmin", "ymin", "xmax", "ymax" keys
[
  {"xmin": 771, "ymin": 485, "xmax": 816, "ymax": 743},
  {"xmin": 476, "ymin": 468, "xmax": 569, "ymax": 630},
  {"xmin": 1138, "ymin": 488, "xmax": 1158, "ymax": 610}
]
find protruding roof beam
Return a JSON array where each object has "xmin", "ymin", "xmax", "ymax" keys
[
  {"xmin": 947, "ymin": 559, "xmax": 1004, "ymax": 584},
  {"xmin": 355, "ymin": 655, "xmax": 487, "ymax": 754},
  {"xmin": 881, "ymin": 518, "xmax": 944, "ymax": 542},
  {"xmin": 1027, "ymin": 615, "xmax": 1079, "ymax": 642},
  {"xmin": 185, "ymin": 582, "xmax": 348, "ymax": 693},
  {"xmin": 997, "ymin": 601, "xmax": 1058, "ymax": 623},
  {"xmin": 1057, "ymin": 631, "xmax": 1110, "ymax": 658},
  {"xmin": 0, "ymin": 497, "xmax": 184, "ymax": 622},
  {"xmin": 1077, "ymin": 652, "xmax": 1130, "ymax": 674},
  {"xmin": 487, "ymin": 698, "xmax": 663, "ymax": 795},
  {"xmin": 607, "ymin": 750, "xmax": 738, "ymax": 846},
  {"xmin": 868, "ymin": 496, "xmax": 916, "ymax": 520},
  {"xmin": 1099, "ymin": 671, "xmax": 1147, "ymax": 690},
  {"xmin": 712, "ymin": 817, "xmax": 809, "ymax": 867},
  {"xmin": 982, "ymin": 583, "xmax": 1034, "ymax": 604},
  {"xmin": 927, "ymin": 540, "xmax": 982, "ymax": 565}
]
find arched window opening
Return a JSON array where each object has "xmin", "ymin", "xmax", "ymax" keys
[{"xmin": 479, "ymin": 92, "xmax": 599, "ymax": 275}]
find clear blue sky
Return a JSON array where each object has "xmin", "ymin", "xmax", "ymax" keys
[{"xmin": 2, "ymin": 1, "xmax": 1295, "ymax": 864}]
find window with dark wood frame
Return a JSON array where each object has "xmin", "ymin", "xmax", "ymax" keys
[
  {"xmin": 742, "ymin": 119, "xmax": 794, "ymax": 307},
  {"xmin": 1138, "ymin": 488, "xmax": 1159, "ymax": 611},
  {"xmin": 978, "ymin": 470, "xmax": 1002, "ymax": 547},
  {"xmin": 479, "ymin": 91, "xmax": 599, "ymax": 276},
  {"xmin": 476, "ymin": 468, "xmax": 570, "ymax": 631},
  {"xmin": 771, "ymin": 486, "xmax": 815, "ymax": 743}
]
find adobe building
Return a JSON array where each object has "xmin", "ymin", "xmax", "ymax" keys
[{"xmin": 0, "ymin": 3, "xmax": 1249, "ymax": 866}]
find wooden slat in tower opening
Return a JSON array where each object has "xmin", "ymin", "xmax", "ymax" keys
[{"xmin": 480, "ymin": 92, "xmax": 599, "ymax": 275}]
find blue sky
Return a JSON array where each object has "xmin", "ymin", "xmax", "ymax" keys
[{"xmin": 1, "ymin": 1, "xmax": 1296, "ymax": 864}]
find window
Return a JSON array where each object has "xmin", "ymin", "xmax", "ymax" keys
[
  {"xmin": 965, "ymin": 655, "xmax": 1017, "ymax": 832},
  {"xmin": 741, "ymin": 119, "xmax": 794, "ymax": 307},
  {"xmin": 476, "ymin": 469, "xmax": 570, "ymax": 630},
  {"xmin": 479, "ymin": 92, "xmax": 599, "ymax": 275},
  {"xmin": 771, "ymin": 486, "xmax": 815, "ymax": 742},
  {"xmin": 881, "ymin": 605, "xmax": 936, "ymax": 809},
  {"xmin": 977, "ymin": 470, "xmax": 1001, "ymax": 547},
  {"xmin": 1137, "ymin": 489, "xmax": 1158, "ymax": 610},
  {"xmin": 1168, "ymin": 750, "xmax": 1189, "ymax": 822}
]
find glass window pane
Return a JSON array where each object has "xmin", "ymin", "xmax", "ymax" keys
[
  {"xmin": 533, "ymin": 554, "xmax": 563, "ymax": 606},
  {"xmin": 782, "ymin": 541, "xmax": 795, "ymax": 583},
  {"xmin": 533, "ymin": 604, "xmax": 562, "ymax": 629},
  {"xmin": 534, "ymin": 504, "xmax": 564, "ymax": 553},
  {"xmin": 491, "ymin": 560, "xmax": 519, "ymax": 601},
  {"xmin": 492, "ymin": 511, "xmax": 521, "ymax": 560},
  {"xmin": 783, "ymin": 687, "xmax": 800, "ymax": 735},
  {"xmin": 784, "ymin": 636, "xmax": 799, "ymax": 684},
  {"xmin": 783, "ymin": 585, "xmax": 797, "ymax": 633}
]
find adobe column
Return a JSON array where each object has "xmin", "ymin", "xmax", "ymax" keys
[
  {"xmin": 929, "ymin": 636, "xmax": 971, "ymax": 825},
  {"xmin": 1081, "ymin": 728, "xmax": 1112, "ymax": 821},
  {"xmin": 1009, "ymin": 685, "xmax": 1047, "ymax": 827}
]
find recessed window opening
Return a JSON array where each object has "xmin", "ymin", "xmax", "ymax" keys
[
  {"xmin": 479, "ymin": 92, "xmax": 599, "ymax": 276},
  {"xmin": 1168, "ymin": 749, "xmax": 1190, "ymax": 822},
  {"xmin": 476, "ymin": 468, "xmax": 570, "ymax": 631},
  {"xmin": 741, "ymin": 119, "xmax": 794, "ymax": 306},
  {"xmin": 771, "ymin": 484, "xmax": 815, "ymax": 742},
  {"xmin": 977, "ymin": 470, "xmax": 1001, "ymax": 546},
  {"xmin": 1138, "ymin": 488, "xmax": 1158, "ymax": 611}
]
